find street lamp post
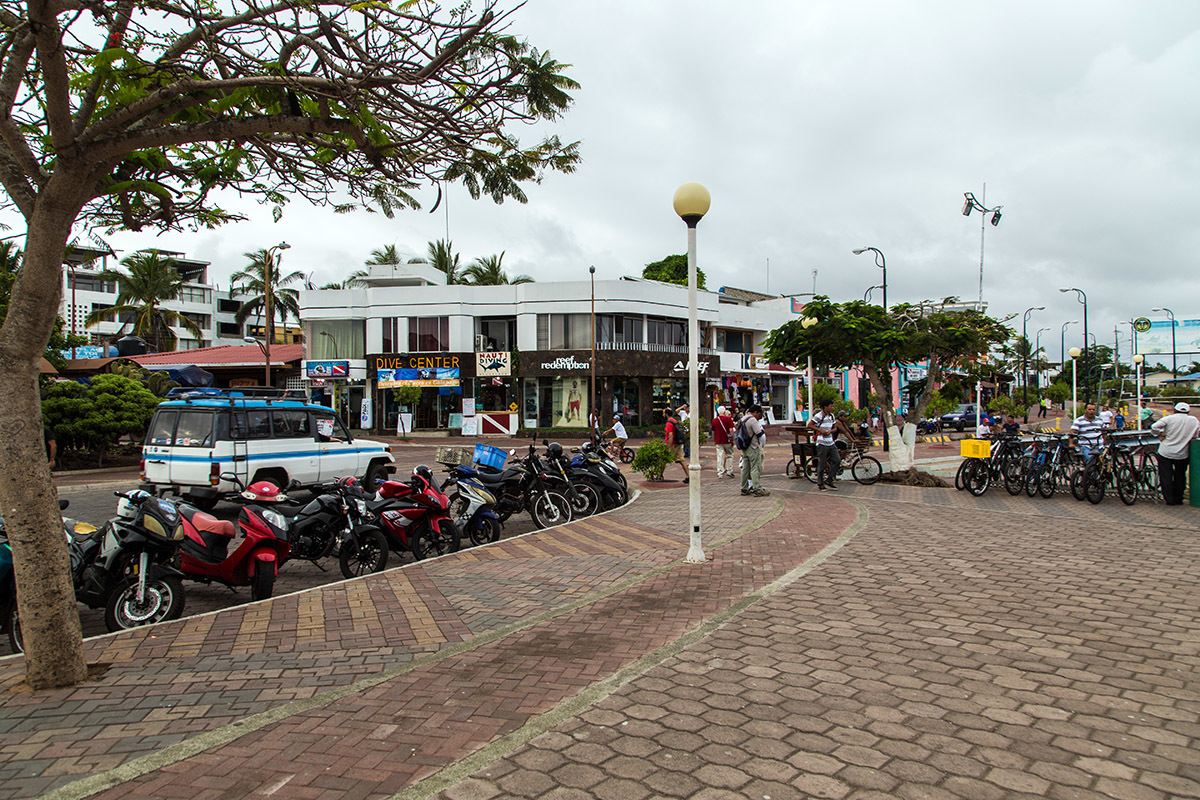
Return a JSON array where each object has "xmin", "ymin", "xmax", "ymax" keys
[
  {"xmin": 1060, "ymin": 320, "xmax": 1078, "ymax": 381},
  {"xmin": 1152, "ymin": 307, "xmax": 1176, "ymax": 382},
  {"xmin": 1069, "ymin": 347, "xmax": 1081, "ymax": 415},
  {"xmin": 673, "ymin": 182, "xmax": 710, "ymax": 565},
  {"xmin": 1060, "ymin": 288, "xmax": 1088, "ymax": 402},
  {"xmin": 1034, "ymin": 326, "xmax": 1049, "ymax": 397},
  {"xmin": 802, "ymin": 316, "xmax": 818, "ymax": 425},
  {"xmin": 1022, "ymin": 306, "xmax": 1044, "ymax": 422},
  {"xmin": 589, "ymin": 265, "xmax": 597, "ymax": 439},
  {"xmin": 961, "ymin": 185, "xmax": 1003, "ymax": 308},
  {"xmin": 262, "ymin": 241, "xmax": 291, "ymax": 387},
  {"xmin": 1133, "ymin": 354, "xmax": 1144, "ymax": 429},
  {"xmin": 851, "ymin": 247, "xmax": 886, "ymax": 309}
]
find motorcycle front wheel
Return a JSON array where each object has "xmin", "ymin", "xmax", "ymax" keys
[
  {"xmin": 567, "ymin": 483, "xmax": 601, "ymax": 518},
  {"xmin": 7, "ymin": 604, "xmax": 22, "ymax": 654},
  {"xmin": 104, "ymin": 575, "xmax": 185, "ymax": 632},
  {"xmin": 411, "ymin": 519, "xmax": 462, "ymax": 560},
  {"xmin": 530, "ymin": 492, "xmax": 572, "ymax": 529},
  {"xmin": 340, "ymin": 527, "xmax": 389, "ymax": 578},
  {"xmin": 468, "ymin": 516, "xmax": 502, "ymax": 547}
]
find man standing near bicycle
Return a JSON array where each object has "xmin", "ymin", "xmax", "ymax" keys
[
  {"xmin": 1068, "ymin": 403, "xmax": 1105, "ymax": 461},
  {"xmin": 1151, "ymin": 402, "xmax": 1200, "ymax": 506}
]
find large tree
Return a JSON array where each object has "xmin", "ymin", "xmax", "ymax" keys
[
  {"xmin": 230, "ymin": 248, "xmax": 304, "ymax": 342},
  {"xmin": 642, "ymin": 254, "xmax": 706, "ymax": 290},
  {"xmin": 0, "ymin": 1, "xmax": 579, "ymax": 689},
  {"xmin": 84, "ymin": 250, "xmax": 205, "ymax": 351},
  {"xmin": 461, "ymin": 252, "xmax": 532, "ymax": 285},
  {"xmin": 764, "ymin": 297, "xmax": 1011, "ymax": 472}
]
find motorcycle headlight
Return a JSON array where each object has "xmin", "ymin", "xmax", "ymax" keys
[{"xmin": 263, "ymin": 509, "xmax": 288, "ymax": 531}]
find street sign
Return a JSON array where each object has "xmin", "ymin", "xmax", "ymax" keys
[{"xmin": 1133, "ymin": 317, "xmax": 1152, "ymax": 333}]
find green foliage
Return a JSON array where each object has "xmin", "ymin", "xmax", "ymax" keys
[
  {"xmin": 1140, "ymin": 386, "xmax": 1161, "ymax": 398},
  {"xmin": 642, "ymin": 254, "xmax": 706, "ymax": 289},
  {"xmin": 631, "ymin": 439, "xmax": 673, "ymax": 482},
  {"xmin": 461, "ymin": 252, "xmax": 534, "ymax": 285},
  {"xmin": 811, "ymin": 382, "xmax": 842, "ymax": 407},
  {"xmin": 925, "ymin": 394, "xmax": 958, "ymax": 418},
  {"xmin": 1164, "ymin": 384, "xmax": 1200, "ymax": 399},
  {"xmin": 679, "ymin": 417, "xmax": 709, "ymax": 445},
  {"xmin": 1044, "ymin": 382, "xmax": 1070, "ymax": 405},
  {"xmin": 390, "ymin": 385, "xmax": 423, "ymax": 407},
  {"xmin": 42, "ymin": 375, "xmax": 161, "ymax": 461},
  {"xmin": 986, "ymin": 394, "xmax": 1020, "ymax": 418},
  {"xmin": 107, "ymin": 362, "xmax": 180, "ymax": 397},
  {"xmin": 84, "ymin": 251, "xmax": 205, "ymax": 351}
]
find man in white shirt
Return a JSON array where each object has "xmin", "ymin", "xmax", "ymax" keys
[
  {"xmin": 1098, "ymin": 405, "xmax": 1114, "ymax": 428},
  {"xmin": 1151, "ymin": 402, "xmax": 1200, "ymax": 505},
  {"xmin": 1069, "ymin": 403, "xmax": 1105, "ymax": 462},
  {"xmin": 739, "ymin": 405, "xmax": 768, "ymax": 496}
]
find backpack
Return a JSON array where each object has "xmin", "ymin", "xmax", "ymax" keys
[
  {"xmin": 734, "ymin": 418, "xmax": 751, "ymax": 451},
  {"xmin": 670, "ymin": 420, "xmax": 685, "ymax": 445}
]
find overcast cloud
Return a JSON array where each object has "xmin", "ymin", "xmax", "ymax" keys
[{"xmin": 75, "ymin": 1, "xmax": 1200, "ymax": 364}]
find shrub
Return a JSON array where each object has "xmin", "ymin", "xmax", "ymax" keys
[
  {"xmin": 1044, "ymin": 382, "xmax": 1070, "ymax": 405},
  {"xmin": 925, "ymin": 394, "xmax": 958, "ymax": 418},
  {"xmin": 631, "ymin": 439, "xmax": 673, "ymax": 481},
  {"xmin": 986, "ymin": 394, "xmax": 1020, "ymax": 418}
]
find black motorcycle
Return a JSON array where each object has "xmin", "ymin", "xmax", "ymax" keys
[
  {"xmin": 469, "ymin": 445, "xmax": 573, "ymax": 529},
  {"xmin": 569, "ymin": 443, "xmax": 629, "ymax": 510},
  {"xmin": 75, "ymin": 490, "xmax": 188, "ymax": 633},
  {"xmin": 542, "ymin": 441, "xmax": 600, "ymax": 518}
]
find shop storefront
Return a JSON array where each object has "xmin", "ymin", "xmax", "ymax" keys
[
  {"xmin": 304, "ymin": 360, "xmax": 366, "ymax": 429},
  {"xmin": 368, "ymin": 352, "xmax": 474, "ymax": 434}
]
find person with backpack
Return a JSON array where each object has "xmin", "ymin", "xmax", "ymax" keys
[
  {"xmin": 738, "ymin": 404, "xmax": 768, "ymax": 496},
  {"xmin": 664, "ymin": 408, "xmax": 689, "ymax": 483},
  {"xmin": 711, "ymin": 405, "xmax": 735, "ymax": 478}
]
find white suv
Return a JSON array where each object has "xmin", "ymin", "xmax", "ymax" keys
[{"xmin": 140, "ymin": 392, "xmax": 394, "ymax": 509}]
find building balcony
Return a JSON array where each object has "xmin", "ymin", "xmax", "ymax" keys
[{"xmin": 594, "ymin": 341, "xmax": 719, "ymax": 356}]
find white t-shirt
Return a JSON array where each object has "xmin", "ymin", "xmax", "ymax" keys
[
  {"xmin": 1098, "ymin": 410, "xmax": 1114, "ymax": 427},
  {"xmin": 812, "ymin": 411, "xmax": 836, "ymax": 446},
  {"xmin": 1152, "ymin": 413, "xmax": 1200, "ymax": 460},
  {"xmin": 611, "ymin": 421, "xmax": 628, "ymax": 439}
]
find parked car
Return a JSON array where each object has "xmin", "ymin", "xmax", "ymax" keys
[
  {"xmin": 940, "ymin": 403, "xmax": 978, "ymax": 432},
  {"xmin": 139, "ymin": 388, "xmax": 395, "ymax": 510}
]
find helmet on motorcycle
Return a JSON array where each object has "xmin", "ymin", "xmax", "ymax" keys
[
  {"xmin": 336, "ymin": 476, "xmax": 358, "ymax": 489},
  {"xmin": 547, "ymin": 442, "xmax": 563, "ymax": 458},
  {"xmin": 412, "ymin": 464, "xmax": 435, "ymax": 488},
  {"xmin": 241, "ymin": 481, "xmax": 283, "ymax": 503},
  {"xmin": 116, "ymin": 489, "xmax": 152, "ymax": 519}
]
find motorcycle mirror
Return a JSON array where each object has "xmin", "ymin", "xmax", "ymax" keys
[
  {"xmin": 287, "ymin": 479, "xmax": 302, "ymax": 491},
  {"xmin": 542, "ymin": 439, "xmax": 549, "ymax": 446},
  {"xmin": 509, "ymin": 448, "xmax": 516, "ymax": 455},
  {"xmin": 571, "ymin": 447, "xmax": 580, "ymax": 453},
  {"xmin": 58, "ymin": 498, "xmax": 69, "ymax": 510}
]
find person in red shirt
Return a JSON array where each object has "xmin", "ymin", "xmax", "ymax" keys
[
  {"xmin": 664, "ymin": 409, "xmax": 689, "ymax": 483},
  {"xmin": 710, "ymin": 405, "xmax": 735, "ymax": 478}
]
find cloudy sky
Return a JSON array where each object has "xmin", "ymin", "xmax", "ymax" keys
[{"xmin": 89, "ymin": 1, "xmax": 1200, "ymax": 366}]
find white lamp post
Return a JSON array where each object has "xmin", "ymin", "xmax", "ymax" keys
[
  {"xmin": 1069, "ymin": 347, "xmax": 1082, "ymax": 415},
  {"xmin": 673, "ymin": 182, "xmax": 710, "ymax": 565},
  {"xmin": 1133, "ymin": 354, "xmax": 1144, "ymax": 430},
  {"xmin": 262, "ymin": 241, "xmax": 291, "ymax": 387},
  {"xmin": 802, "ymin": 317, "xmax": 817, "ymax": 422}
]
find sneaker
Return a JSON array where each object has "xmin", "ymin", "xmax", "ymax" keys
[
  {"xmin": 826, "ymin": 483, "xmax": 838, "ymax": 491},
  {"xmin": 818, "ymin": 485, "xmax": 827, "ymax": 491},
  {"xmin": 683, "ymin": 477, "xmax": 689, "ymax": 484},
  {"xmin": 741, "ymin": 489, "xmax": 752, "ymax": 495},
  {"xmin": 753, "ymin": 488, "xmax": 770, "ymax": 496}
]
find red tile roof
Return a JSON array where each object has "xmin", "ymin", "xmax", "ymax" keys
[{"xmin": 130, "ymin": 343, "xmax": 304, "ymax": 368}]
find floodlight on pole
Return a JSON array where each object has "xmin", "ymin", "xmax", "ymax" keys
[
  {"xmin": 673, "ymin": 182, "xmax": 710, "ymax": 565},
  {"xmin": 262, "ymin": 241, "xmax": 291, "ymax": 387},
  {"xmin": 1152, "ymin": 307, "xmax": 1177, "ymax": 381},
  {"xmin": 851, "ymin": 247, "xmax": 887, "ymax": 309},
  {"xmin": 801, "ymin": 316, "xmax": 818, "ymax": 424},
  {"xmin": 961, "ymin": 186, "xmax": 1003, "ymax": 308},
  {"xmin": 1060, "ymin": 288, "xmax": 1089, "ymax": 403},
  {"xmin": 1069, "ymin": 346, "xmax": 1082, "ymax": 414},
  {"xmin": 1021, "ymin": 306, "xmax": 1044, "ymax": 422},
  {"xmin": 1133, "ymin": 354, "xmax": 1144, "ymax": 429}
]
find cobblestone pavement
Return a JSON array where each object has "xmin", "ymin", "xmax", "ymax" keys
[{"xmin": 1, "ymin": 451, "xmax": 1196, "ymax": 800}]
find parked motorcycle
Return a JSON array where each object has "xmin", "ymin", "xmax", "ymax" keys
[
  {"xmin": 74, "ymin": 490, "xmax": 188, "ymax": 633},
  {"xmin": 177, "ymin": 477, "xmax": 292, "ymax": 600},
  {"xmin": 469, "ymin": 445, "xmax": 573, "ymax": 529},
  {"xmin": 916, "ymin": 418, "xmax": 941, "ymax": 435},
  {"xmin": 542, "ymin": 441, "xmax": 600, "ymax": 518},
  {"xmin": 440, "ymin": 467, "xmax": 503, "ymax": 547},
  {"xmin": 569, "ymin": 443, "xmax": 629, "ymax": 511},
  {"xmin": 0, "ymin": 499, "xmax": 95, "ymax": 652},
  {"xmin": 369, "ymin": 465, "xmax": 462, "ymax": 560}
]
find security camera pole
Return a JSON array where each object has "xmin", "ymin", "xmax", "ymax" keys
[{"xmin": 961, "ymin": 184, "xmax": 1003, "ymax": 309}]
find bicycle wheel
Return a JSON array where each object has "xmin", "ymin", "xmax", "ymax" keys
[
  {"xmin": 1116, "ymin": 462, "xmax": 1138, "ymax": 506},
  {"xmin": 619, "ymin": 447, "xmax": 635, "ymax": 464},
  {"xmin": 786, "ymin": 458, "xmax": 798, "ymax": 479},
  {"xmin": 851, "ymin": 456, "xmax": 882, "ymax": 485},
  {"xmin": 1037, "ymin": 469, "xmax": 1057, "ymax": 499},
  {"xmin": 1084, "ymin": 465, "xmax": 1105, "ymax": 504},
  {"xmin": 965, "ymin": 459, "xmax": 989, "ymax": 497},
  {"xmin": 1070, "ymin": 469, "xmax": 1087, "ymax": 501},
  {"xmin": 803, "ymin": 458, "xmax": 819, "ymax": 484},
  {"xmin": 954, "ymin": 459, "xmax": 970, "ymax": 491},
  {"xmin": 1004, "ymin": 456, "xmax": 1026, "ymax": 496}
]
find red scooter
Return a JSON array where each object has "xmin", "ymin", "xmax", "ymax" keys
[
  {"xmin": 177, "ymin": 479, "xmax": 291, "ymax": 600},
  {"xmin": 368, "ymin": 465, "xmax": 462, "ymax": 561}
]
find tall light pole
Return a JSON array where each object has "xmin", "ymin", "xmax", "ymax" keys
[
  {"xmin": 673, "ymin": 182, "xmax": 710, "ymax": 565},
  {"xmin": 1152, "ymin": 307, "xmax": 1176, "ymax": 382},
  {"xmin": 1133, "ymin": 354, "xmax": 1144, "ymax": 429},
  {"xmin": 1060, "ymin": 319, "xmax": 1078, "ymax": 381},
  {"xmin": 961, "ymin": 185, "xmax": 1003, "ymax": 308},
  {"xmin": 262, "ymin": 241, "xmax": 291, "ymax": 387},
  {"xmin": 852, "ymin": 247, "xmax": 886, "ymax": 309},
  {"xmin": 1034, "ymin": 327, "xmax": 1049, "ymax": 393},
  {"xmin": 1069, "ymin": 347, "xmax": 1081, "ymax": 415},
  {"xmin": 1060, "ymin": 288, "xmax": 1088, "ymax": 402},
  {"xmin": 589, "ymin": 265, "xmax": 597, "ymax": 439},
  {"xmin": 1022, "ymin": 306, "xmax": 1044, "ymax": 422}
]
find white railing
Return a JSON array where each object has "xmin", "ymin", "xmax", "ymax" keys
[{"xmin": 595, "ymin": 341, "xmax": 719, "ymax": 355}]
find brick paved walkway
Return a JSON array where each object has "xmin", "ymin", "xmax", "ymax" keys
[{"xmin": 2, "ymin": 460, "xmax": 1198, "ymax": 800}]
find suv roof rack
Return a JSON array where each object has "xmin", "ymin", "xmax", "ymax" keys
[{"xmin": 167, "ymin": 386, "xmax": 308, "ymax": 403}]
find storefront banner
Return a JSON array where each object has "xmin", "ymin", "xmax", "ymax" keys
[
  {"xmin": 541, "ymin": 354, "xmax": 591, "ymax": 371},
  {"xmin": 360, "ymin": 395, "xmax": 372, "ymax": 429},
  {"xmin": 377, "ymin": 367, "xmax": 460, "ymax": 388},
  {"xmin": 476, "ymin": 351, "xmax": 511, "ymax": 376},
  {"xmin": 672, "ymin": 359, "xmax": 712, "ymax": 373},
  {"xmin": 306, "ymin": 360, "xmax": 349, "ymax": 378},
  {"xmin": 370, "ymin": 353, "xmax": 470, "ymax": 378}
]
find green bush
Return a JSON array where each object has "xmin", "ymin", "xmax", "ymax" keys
[
  {"xmin": 42, "ymin": 374, "xmax": 161, "ymax": 465},
  {"xmin": 986, "ymin": 394, "xmax": 1020, "ymax": 418},
  {"xmin": 924, "ymin": 394, "xmax": 958, "ymax": 418},
  {"xmin": 1163, "ymin": 384, "xmax": 1200, "ymax": 400},
  {"xmin": 1044, "ymin": 382, "xmax": 1070, "ymax": 405},
  {"xmin": 1140, "ymin": 386, "xmax": 1161, "ymax": 398},
  {"xmin": 631, "ymin": 439, "xmax": 673, "ymax": 481}
]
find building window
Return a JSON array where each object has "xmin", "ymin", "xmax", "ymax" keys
[
  {"xmin": 217, "ymin": 298, "xmax": 241, "ymax": 314},
  {"xmin": 181, "ymin": 312, "xmax": 211, "ymax": 329},
  {"xmin": 382, "ymin": 317, "xmax": 400, "ymax": 352},
  {"xmin": 596, "ymin": 315, "xmax": 643, "ymax": 345},
  {"xmin": 176, "ymin": 286, "xmax": 212, "ymax": 304},
  {"xmin": 717, "ymin": 329, "xmax": 753, "ymax": 353},
  {"xmin": 309, "ymin": 319, "xmax": 365, "ymax": 359},
  {"xmin": 218, "ymin": 321, "xmax": 241, "ymax": 338},
  {"xmin": 408, "ymin": 316, "xmax": 448, "ymax": 352},
  {"xmin": 68, "ymin": 275, "xmax": 115, "ymax": 293},
  {"xmin": 537, "ymin": 314, "xmax": 591, "ymax": 350},
  {"xmin": 476, "ymin": 317, "xmax": 516, "ymax": 351},
  {"xmin": 647, "ymin": 317, "xmax": 685, "ymax": 347}
]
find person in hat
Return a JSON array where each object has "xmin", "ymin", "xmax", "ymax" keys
[
  {"xmin": 1151, "ymin": 403, "xmax": 1200, "ymax": 505},
  {"xmin": 602, "ymin": 414, "xmax": 627, "ymax": 449},
  {"xmin": 710, "ymin": 405, "xmax": 735, "ymax": 478}
]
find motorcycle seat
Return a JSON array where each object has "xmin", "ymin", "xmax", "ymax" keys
[
  {"xmin": 187, "ymin": 510, "xmax": 236, "ymax": 539},
  {"xmin": 472, "ymin": 467, "xmax": 521, "ymax": 485}
]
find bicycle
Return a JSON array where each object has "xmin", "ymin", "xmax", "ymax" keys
[
  {"xmin": 597, "ymin": 434, "xmax": 634, "ymax": 464},
  {"xmin": 801, "ymin": 437, "xmax": 882, "ymax": 485},
  {"xmin": 956, "ymin": 433, "xmax": 1024, "ymax": 497},
  {"xmin": 1072, "ymin": 433, "xmax": 1137, "ymax": 505},
  {"xmin": 1124, "ymin": 440, "xmax": 1162, "ymax": 501}
]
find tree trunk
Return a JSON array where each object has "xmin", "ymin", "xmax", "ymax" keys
[
  {"xmin": 862, "ymin": 360, "xmax": 917, "ymax": 472},
  {"xmin": 0, "ymin": 179, "xmax": 90, "ymax": 689}
]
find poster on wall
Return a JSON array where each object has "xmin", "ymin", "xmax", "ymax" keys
[
  {"xmin": 377, "ymin": 367, "xmax": 459, "ymax": 388},
  {"xmin": 461, "ymin": 416, "xmax": 478, "ymax": 436},
  {"xmin": 397, "ymin": 412, "xmax": 413, "ymax": 436},
  {"xmin": 554, "ymin": 377, "xmax": 589, "ymax": 427},
  {"xmin": 360, "ymin": 395, "xmax": 372, "ymax": 429},
  {"xmin": 462, "ymin": 398, "xmax": 476, "ymax": 416},
  {"xmin": 476, "ymin": 352, "xmax": 511, "ymax": 376}
]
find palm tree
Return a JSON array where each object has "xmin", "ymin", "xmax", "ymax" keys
[
  {"xmin": 365, "ymin": 244, "xmax": 402, "ymax": 266},
  {"xmin": 461, "ymin": 252, "xmax": 534, "ymax": 285},
  {"xmin": 229, "ymin": 249, "xmax": 305, "ymax": 344},
  {"xmin": 409, "ymin": 239, "xmax": 462, "ymax": 284},
  {"xmin": 83, "ymin": 250, "xmax": 204, "ymax": 351},
  {"xmin": 319, "ymin": 269, "xmax": 369, "ymax": 290}
]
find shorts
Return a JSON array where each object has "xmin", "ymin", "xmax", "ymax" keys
[
  {"xmin": 669, "ymin": 443, "xmax": 684, "ymax": 461},
  {"xmin": 611, "ymin": 438, "xmax": 627, "ymax": 447}
]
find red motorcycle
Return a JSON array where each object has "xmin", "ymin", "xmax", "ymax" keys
[
  {"xmin": 177, "ymin": 479, "xmax": 291, "ymax": 600},
  {"xmin": 368, "ymin": 465, "xmax": 461, "ymax": 561}
]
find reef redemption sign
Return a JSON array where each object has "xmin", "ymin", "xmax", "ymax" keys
[{"xmin": 374, "ymin": 354, "xmax": 461, "ymax": 388}]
